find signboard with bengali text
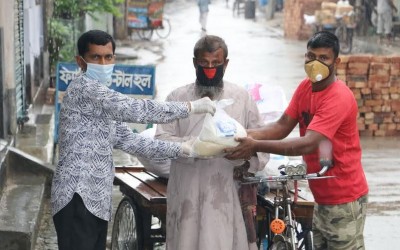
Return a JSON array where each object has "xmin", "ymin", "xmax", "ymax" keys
[{"xmin": 54, "ymin": 62, "xmax": 156, "ymax": 144}]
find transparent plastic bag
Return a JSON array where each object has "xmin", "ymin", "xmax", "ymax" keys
[{"xmin": 192, "ymin": 99, "xmax": 247, "ymax": 157}]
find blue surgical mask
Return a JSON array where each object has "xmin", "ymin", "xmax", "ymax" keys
[{"xmin": 81, "ymin": 57, "xmax": 115, "ymax": 85}]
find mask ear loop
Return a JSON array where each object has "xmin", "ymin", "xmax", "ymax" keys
[{"xmin": 79, "ymin": 56, "xmax": 88, "ymax": 72}]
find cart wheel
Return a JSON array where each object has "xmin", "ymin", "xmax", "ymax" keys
[
  {"xmin": 111, "ymin": 197, "xmax": 143, "ymax": 250},
  {"xmin": 137, "ymin": 29, "xmax": 153, "ymax": 40},
  {"xmin": 155, "ymin": 18, "xmax": 171, "ymax": 39}
]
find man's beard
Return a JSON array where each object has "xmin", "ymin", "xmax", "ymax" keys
[{"xmin": 195, "ymin": 81, "xmax": 223, "ymax": 100}]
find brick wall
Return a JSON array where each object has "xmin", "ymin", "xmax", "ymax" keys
[
  {"xmin": 337, "ymin": 55, "xmax": 400, "ymax": 136},
  {"xmin": 284, "ymin": 0, "xmax": 336, "ymax": 40}
]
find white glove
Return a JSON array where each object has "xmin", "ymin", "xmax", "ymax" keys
[
  {"xmin": 190, "ymin": 97, "xmax": 216, "ymax": 115},
  {"xmin": 181, "ymin": 137, "xmax": 196, "ymax": 157}
]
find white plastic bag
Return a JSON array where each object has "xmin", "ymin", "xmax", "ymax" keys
[
  {"xmin": 136, "ymin": 125, "xmax": 171, "ymax": 178},
  {"xmin": 246, "ymin": 83, "xmax": 288, "ymax": 123},
  {"xmin": 255, "ymin": 154, "xmax": 289, "ymax": 189},
  {"xmin": 192, "ymin": 99, "xmax": 247, "ymax": 157}
]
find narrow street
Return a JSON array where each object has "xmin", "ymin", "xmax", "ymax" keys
[{"xmin": 34, "ymin": 0, "xmax": 400, "ymax": 249}]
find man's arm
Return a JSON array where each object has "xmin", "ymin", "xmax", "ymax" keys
[
  {"xmin": 225, "ymin": 129, "xmax": 328, "ymax": 160},
  {"xmin": 113, "ymin": 121, "xmax": 184, "ymax": 160},
  {"xmin": 248, "ymin": 113, "xmax": 298, "ymax": 140}
]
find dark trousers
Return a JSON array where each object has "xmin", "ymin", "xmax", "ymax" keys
[{"xmin": 53, "ymin": 193, "xmax": 108, "ymax": 250}]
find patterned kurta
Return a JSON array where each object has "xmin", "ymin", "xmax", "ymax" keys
[
  {"xmin": 155, "ymin": 82, "xmax": 267, "ymax": 250},
  {"xmin": 51, "ymin": 74, "xmax": 189, "ymax": 221}
]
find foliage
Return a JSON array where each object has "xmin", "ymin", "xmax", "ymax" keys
[
  {"xmin": 48, "ymin": 0, "xmax": 125, "ymax": 75},
  {"xmin": 48, "ymin": 18, "xmax": 79, "ymax": 76},
  {"xmin": 53, "ymin": 0, "xmax": 124, "ymax": 19}
]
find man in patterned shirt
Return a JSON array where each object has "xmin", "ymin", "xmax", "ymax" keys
[{"xmin": 51, "ymin": 30, "xmax": 216, "ymax": 250}]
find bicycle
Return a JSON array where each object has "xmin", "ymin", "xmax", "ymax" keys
[
  {"xmin": 242, "ymin": 159, "xmax": 334, "ymax": 250},
  {"xmin": 334, "ymin": 13, "xmax": 355, "ymax": 55},
  {"xmin": 314, "ymin": 12, "xmax": 355, "ymax": 54}
]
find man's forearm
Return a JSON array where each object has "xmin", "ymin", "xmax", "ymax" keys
[{"xmin": 254, "ymin": 137, "xmax": 317, "ymax": 156}]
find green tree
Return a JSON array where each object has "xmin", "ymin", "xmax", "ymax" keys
[
  {"xmin": 49, "ymin": 0, "xmax": 124, "ymax": 77},
  {"xmin": 53, "ymin": 0, "xmax": 124, "ymax": 19}
]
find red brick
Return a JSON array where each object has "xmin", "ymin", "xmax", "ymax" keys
[
  {"xmin": 388, "ymin": 87, "xmax": 397, "ymax": 93},
  {"xmin": 340, "ymin": 55, "xmax": 350, "ymax": 63},
  {"xmin": 368, "ymin": 123, "xmax": 378, "ymax": 130},
  {"xmin": 391, "ymin": 63, "xmax": 400, "ymax": 75},
  {"xmin": 387, "ymin": 123, "xmax": 397, "ymax": 130},
  {"xmin": 369, "ymin": 63, "xmax": 391, "ymax": 75},
  {"xmin": 372, "ymin": 105, "xmax": 383, "ymax": 112},
  {"xmin": 371, "ymin": 88, "xmax": 382, "ymax": 95},
  {"xmin": 358, "ymin": 106, "xmax": 372, "ymax": 112},
  {"xmin": 374, "ymin": 130, "xmax": 386, "ymax": 136},
  {"xmin": 391, "ymin": 93, "xmax": 400, "ymax": 100},
  {"xmin": 361, "ymin": 88, "xmax": 371, "ymax": 94},
  {"xmin": 348, "ymin": 62, "xmax": 369, "ymax": 75},
  {"xmin": 390, "ymin": 56, "xmax": 400, "ymax": 63},
  {"xmin": 372, "ymin": 93, "xmax": 382, "ymax": 100},
  {"xmin": 359, "ymin": 130, "xmax": 374, "ymax": 136},
  {"xmin": 356, "ymin": 99, "xmax": 364, "ymax": 107},
  {"xmin": 391, "ymin": 100, "xmax": 400, "ymax": 111},
  {"xmin": 385, "ymin": 130, "xmax": 400, "ymax": 136},
  {"xmin": 370, "ymin": 56, "xmax": 391, "ymax": 63},
  {"xmin": 348, "ymin": 55, "xmax": 371, "ymax": 63},
  {"xmin": 364, "ymin": 112, "xmax": 374, "ymax": 119},
  {"xmin": 368, "ymin": 80, "xmax": 390, "ymax": 88},
  {"xmin": 382, "ymin": 94, "xmax": 390, "ymax": 100},
  {"xmin": 347, "ymin": 81, "xmax": 367, "ymax": 88},
  {"xmin": 365, "ymin": 99, "xmax": 383, "ymax": 106},
  {"xmin": 390, "ymin": 76, "xmax": 400, "ymax": 87},
  {"xmin": 382, "ymin": 106, "xmax": 391, "ymax": 112},
  {"xmin": 379, "ymin": 124, "xmax": 387, "ymax": 130},
  {"xmin": 374, "ymin": 112, "xmax": 392, "ymax": 124},
  {"xmin": 337, "ymin": 63, "xmax": 347, "ymax": 70}
]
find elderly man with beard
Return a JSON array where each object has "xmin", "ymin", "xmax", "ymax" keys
[{"xmin": 155, "ymin": 35, "xmax": 268, "ymax": 250}]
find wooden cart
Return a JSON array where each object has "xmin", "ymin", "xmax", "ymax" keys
[
  {"xmin": 111, "ymin": 166, "xmax": 315, "ymax": 250},
  {"xmin": 111, "ymin": 166, "xmax": 168, "ymax": 250}
]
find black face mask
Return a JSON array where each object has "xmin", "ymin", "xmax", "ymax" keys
[{"xmin": 196, "ymin": 64, "xmax": 225, "ymax": 86}]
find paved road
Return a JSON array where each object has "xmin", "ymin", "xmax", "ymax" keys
[{"xmin": 34, "ymin": 1, "xmax": 400, "ymax": 249}]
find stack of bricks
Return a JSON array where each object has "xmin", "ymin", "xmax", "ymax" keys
[
  {"xmin": 283, "ymin": 0, "xmax": 336, "ymax": 40},
  {"xmin": 337, "ymin": 55, "xmax": 400, "ymax": 136}
]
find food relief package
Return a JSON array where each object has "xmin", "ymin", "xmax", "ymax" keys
[{"xmin": 192, "ymin": 99, "xmax": 247, "ymax": 157}]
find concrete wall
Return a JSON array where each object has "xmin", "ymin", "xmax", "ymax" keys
[{"xmin": 0, "ymin": 1, "xmax": 17, "ymax": 136}]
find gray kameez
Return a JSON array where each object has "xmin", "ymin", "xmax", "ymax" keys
[{"xmin": 155, "ymin": 82, "xmax": 267, "ymax": 250}]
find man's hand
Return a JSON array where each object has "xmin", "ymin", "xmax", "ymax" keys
[
  {"xmin": 190, "ymin": 97, "xmax": 216, "ymax": 115},
  {"xmin": 181, "ymin": 137, "xmax": 196, "ymax": 157},
  {"xmin": 224, "ymin": 136, "xmax": 256, "ymax": 160}
]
